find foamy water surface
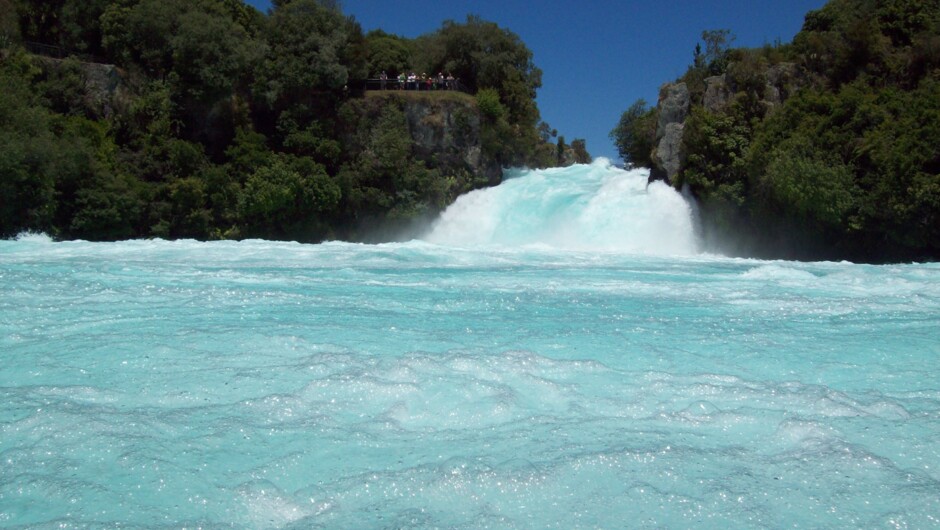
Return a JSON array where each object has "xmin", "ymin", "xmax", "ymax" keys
[{"xmin": 2, "ymin": 164, "xmax": 939, "ymax": 527}]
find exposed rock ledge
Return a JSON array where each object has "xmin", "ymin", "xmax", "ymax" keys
[
  {"xmin": 649, "ymin": 62, "xmax": 802, "ymax": 185},
  {"xmin": 36, "ymin": 56, "xmax": 126, "ymax": 118},
  {"xmin": 650, "ymin": 82, "xmax": 689, "ymax": 183}
]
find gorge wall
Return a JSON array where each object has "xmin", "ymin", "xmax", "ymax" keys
[{"xmin": 649, "ymin": 62, "xmax": 803, "ymax": 186}]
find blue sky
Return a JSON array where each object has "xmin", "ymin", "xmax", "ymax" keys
[{"xmin": 244, "ymin": 0, "xmax": 828, "ymax": 162}]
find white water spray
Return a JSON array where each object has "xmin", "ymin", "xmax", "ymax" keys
[{"xmin": 424, "ymin": 159, "xmax": 698, "ymax": 255}]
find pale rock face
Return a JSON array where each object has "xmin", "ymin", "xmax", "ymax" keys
[
  {"xmin": 649, "ymin": 62, "xmax": 804, "ymax": 184},
  {"xmin": 401, "ymin": 99, "xmax": 501, "ymax": 184},
  {"xmin": 651, "ymin": 82, "xmax": 690, "ymax": 183},
  {"xmin": 704, "ymin": 75, "xmax": 731, "ymax": 112},
  {"xmin": 764, "ymin": 62, "xmax": 799, "ymax": 107},
  {"xmin": 655, "ymin": 82, "xmax": 690, "ymax": 141},
  {"xmin": 38, "ymin": 57, "xmax": 126, "ymax": 118},
  {"xmin": 654, "ymin": 122, "xmax": 685, "ymax": 182}
]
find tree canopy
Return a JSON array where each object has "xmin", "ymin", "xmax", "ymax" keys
[
  {"xmin": 620, "ymin": 0, "xmax": 940, "ymax": 261},
  {"xmin": 609, "ymin": 99, "xmax": 655, "ymax": 167},
  {"xmin": 1, "ymin": 0, "xmax": 578, "ymax": 242}
]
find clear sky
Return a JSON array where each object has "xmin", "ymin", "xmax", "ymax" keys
[{"xmin": 243, "ymin": 0, "xmax": 828, "ymax": 162}]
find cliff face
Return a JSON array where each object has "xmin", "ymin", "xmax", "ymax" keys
[
  {"xmin": 341, "ymin": 93, "xmax": 502, "ymax": 186},
  {"xmin": 35, "ymin": 56, "xmax": 126, "ymax": 118},
  {"xmin": 330, "ymin": 92, "xmax": 506, "ymax": 240},
  {"xmin": 650, "ymin": 62, "xmax": 802, "ymax": 185},
  {"xmin": 400, "ymin": 97, "xmax": 502, "ymax": 184},
  {"xmin": 78, "ymin": 61, "xmax": 124, "ymax": 117},
  {"xmin": 650, "ymin": 82, "xmax": 690, "ymax": 183}
]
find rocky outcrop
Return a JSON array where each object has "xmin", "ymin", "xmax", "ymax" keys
[
  {"xmin": 649, "ymin": 62, "xmax": 805, "ymax": 184},
  {"xmin": 704, "ymin": 75, "xmax": 731, "ymax": 112},
  {"xmin": 763, "ymin": 62, "xmax": 799, "ymax": 107},
  {"xmin": 342, "ymin": 93, "xmax": 502, "ymax": 186},
  {"xmin": 401, "ymin": 98, "xmax": 500, "ymax": 183},
  {"xmin": 654, "ymin": 122, "xmax": 685, "ymax": 182},
  {"xmin": 655, "ymin": 82, "xmax": 690, "ymax": 140},
  {"xmin": 36, "ymin": 56, "xmax": 126, "ymax": 118},
  {"xmin": 650, "ymin": 82, "xmax": 690, "ymax": 183},
  {"xmin": 80, "ymin": 62, "xmax": 125, "ymax": 117}
]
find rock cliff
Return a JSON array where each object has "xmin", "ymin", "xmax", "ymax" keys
[
  {"xmin": 36, "ymin": 56, "xmax": 126, "ymax": 118},
  {"xmin": 400, "ymin": 97, "xmax": 501, "ymax": 184},
  {"xmin": 649, "ymin": 62, "xmax": 802, "ymax": 185},
  {"xmin": 342, "ymin": 93, "xmax": 502, "ymax": 186},
  {"xmin": 650, "ymin": 82, "xmax": 689, "ymax": 183}
]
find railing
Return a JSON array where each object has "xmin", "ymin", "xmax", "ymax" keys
[
  {"xmin": 23, "ymin": 41, "xmax": 106, "ymax": 64},
  {"xmin": 358, "ymin": 77, "xmax": 470, "ymax": 94}
]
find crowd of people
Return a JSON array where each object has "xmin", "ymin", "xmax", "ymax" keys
[{"xmin": 377, "ymin": 71, "xmax": 460, "ymax": 91}]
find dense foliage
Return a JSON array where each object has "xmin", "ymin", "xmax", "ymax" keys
[
  {"xmin": 0, "ymin": 0, "xmax": 581, "ymax": 241},
  {"xmin": 615, "ymin": 0, "xmax": 940, "ymax": 262},
  {"xmin": 609, "ymin": 99, "xmax": 655, "ymax": 167}
]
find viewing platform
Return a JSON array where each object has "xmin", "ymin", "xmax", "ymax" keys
[{"xmin": 356, "ymin": 77, "xmax": 470, "ymax": 94}]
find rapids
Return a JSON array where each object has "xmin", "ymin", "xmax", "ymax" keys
[{"xmin": 1, "ymin": 163, "xmax": 938, "ymax": 528}]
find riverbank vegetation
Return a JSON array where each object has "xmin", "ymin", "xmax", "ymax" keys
[
  {"xmin": 612, "ymin": 0, "xmax": 940, "ymax": 262},
  {"xmin": 0, "ymin": 0, "xmax": 584, "ymax": 242}
]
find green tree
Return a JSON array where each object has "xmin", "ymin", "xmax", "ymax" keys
[
  {"xmin": 678, "ymin": 105, "xmax": 752, "ymax": 231},
  {"xmin": 257, "ymin": 0, "xmax": 360, "ymax": 104},
  {"xmin": 756, "ymin": 137, "xmax": 858, "ymax": 229},
  {"xmin": 57, "ymin": 0, "xmax": 111, "ymax": 55},
  {"xmin": 475, "ymin": 87, "xmax": 505, "ymax": 121},
  {"xmin": 877, "ymin": 0, "xmax": 939, "ymax": 46},
  {"xmin": 101, "ymin": 0, "xmax": 181, "ymax": 77},
  {"xmin": 570, "ymin": 139, "xmax": 591, "ymax": 164},
  {"xmin": 0, "ymin": 0, "xmax": 571, "ymax": 244},
  {"xmin": 68, "ymin": 172, "xmax": 144, "ymax": 240},
  {"xmin": 0, "ymin": 51, "xmax": 143, "ymax": 239},
  {"xmin": 555, "ymin": 135, "xmax": 566, "ymax": 165},
  {"xmin": 418, "ymin": 16, "xmax": 542, "ymax": 127},
  {"xmin": 164, "ymin": 176, "xmax": 212, "ymax": 238},
  {"xmin": 169, "ymin": 7, "xmax": 258, "ymax": 105},
  {"xmin": 34, "ymin": 56, "xmax": 88, "ymax": 117},
  {"xmin": 413, "ymin": 16, "xmax": 546, "ymax": 166},
  {"xmin": 1, "ymin": 0, "xmax": 21, "ymax": 48},
  {"xmin": 0, "ymin": 52, "xmax": 58, "ymax": 236},
  {"xmin": 364, "ymin": 30, "xmax": 412, "ymax": 77},
  {"xmin": 701, "ymin": 29, "xmax": 735, "ymax": 75},
  {"xmin": 238, "ymin": 155, "xmax": 340, "ymax": 238},
  {"xmin": 14, "ymin": 0, "xmax": 65, "ymax": 46},
  {"xmin": 609, "ymin": 99, "xmax": 655, "ymax": 166},
  {"xmin": 225, "ymin": 127, "xmax": 271, "ymax": 180}
]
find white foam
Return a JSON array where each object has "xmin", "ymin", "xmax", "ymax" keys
[
  {"xmin": 424, "ymin": 161, "xmax": 698, "ymax": 255},
  {"xmin": 238, "ymin": 480, "xmax": 316, "ymax": 528},
  {"xmin": 10, "ymin": 231, "xmax": 54, "ymax": 243},
  {"xmin": 741, "ymin": 264, "xmax": 818, "ymax": 282}
]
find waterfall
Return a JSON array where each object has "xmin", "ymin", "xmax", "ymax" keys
[{"xmin": 424, "ymin": 159, "xmax": 698, "ymax": 255}]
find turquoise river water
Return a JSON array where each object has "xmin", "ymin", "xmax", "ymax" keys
[{"xmin": 1, "ymin": 162, "xmax": 939, "ymax": 528}]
